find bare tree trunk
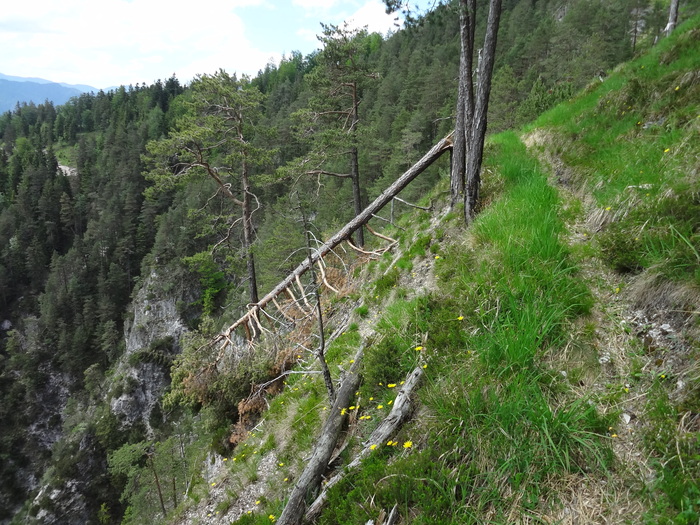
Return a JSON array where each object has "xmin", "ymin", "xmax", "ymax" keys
[
  {"xmin": 350, "ymin": 146, "xmax": 364, "ymax": 247},
  {"xmin": 450, "ymin": 0, "xmax": 476, "ymax": 208},
  {"xmin": 241, "ymin": 156, "xmax": 259, "ymax": 306},
  {"xmin": 148, "ymin": 454, "xmax": 167, "ymax": 517},
  {"xmin": 664, "ymin": 0, "xmax": 680, "ymax": 36},
  {"xmin": 220, "ymin": 133, "xmax": 453, "ymax": 338},
  {"xmin": 350, "ymin": 81, "xmax": 364, "ymax": 247},
  {"xmin": 464, "ymin": 0, "xmax": 502, "ymax": 223},
  {"xmin": 300, "ymin": 200, "xmax": 335, "ymax": 403},
  {"xmin": 305, "ymin": 366, "xmax": 424, "ymax": 521},
  {"xmin": 277, "ymin": 349, "xmax": 364, "ymax": 525}
]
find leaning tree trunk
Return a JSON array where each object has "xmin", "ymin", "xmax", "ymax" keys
[
  {"xmin": 219, "ymin": 133, "xmax": 452, "ymax": 338},
  {"xmin": 464, "ymin": 0, "xmax": 502, "ymax": 223},
  {"xmin": 277, "ymin": 350, "xmax": 364, "ymax": 525}
]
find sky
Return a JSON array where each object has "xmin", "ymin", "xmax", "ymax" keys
[{"xmin": 0, "ymin": 0, "xmax": 403, "ymax": 90}]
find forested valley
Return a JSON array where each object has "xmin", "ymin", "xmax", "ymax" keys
[{"xmin": 1, "ymin": 0, "xmax": 698, "ymax": 523}]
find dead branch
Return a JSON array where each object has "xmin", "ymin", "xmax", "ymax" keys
[
  {"xmin": 346, "ymin": 239, "xmax": 382, "ymax": 257},
  {"xmin": 305, "ymin": 366, "xmax": 424, "ymax": 521},
  {"xmin": 393, "ymin": 195, "xmax": 432, "ymax": 211},
  {"xmin": 272, "ymin": 297, "xmax": 296, "ymax": 322},
  {"xmin": 317, "ymin": 261, "xmax": 339, "ymax": 294},
  {"xmin": 277, "ymin": 347, "xmax": 364, "ymax": 525},
  {"xmin": 365, "ymin": 224, "xmax": 398, "ymax": 245}
]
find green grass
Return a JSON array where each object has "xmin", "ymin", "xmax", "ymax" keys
[
  {"xmin": 524, "ymin": 19, "xmax": 700, "ymax": 521},
  {"xmin": 230, "ymin": 21, "xmax": 700, "ymax": 523},
  {"xmin": 528, "ymin": 16, "xmax": 700, "ymax": 285},
  {"xmin": 317, "ymin": 131, "xmax": 614, "ymax": 523}
]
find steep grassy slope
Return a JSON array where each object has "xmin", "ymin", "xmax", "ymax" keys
[{"xmin": 109, "ymin": 16, "xmax": 700, "ymax": 525}]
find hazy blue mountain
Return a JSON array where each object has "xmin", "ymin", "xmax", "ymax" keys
[{"xmin": 0, "ymin": 73, "xmax": 97, "ymax": 112}]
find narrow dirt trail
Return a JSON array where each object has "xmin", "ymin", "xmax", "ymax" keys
[{"xmin": 524, "ymin": 130, "xmax": 654, "ymax": 523}]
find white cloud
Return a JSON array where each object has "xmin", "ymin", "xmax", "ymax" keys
[
  {"xmin": 0, "ymin": 0, "xmax": 402, "ymax": 88},
  {"xmin": 345, "ymin": 0, "xmax": 401, "ymax": 36},
  {"xmin": 292, "ymin": 0, "xmax": 340, "ymax": 11}
]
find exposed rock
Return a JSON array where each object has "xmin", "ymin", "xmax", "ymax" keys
[{"xmin": 111, "ymin": 269, "xmax": 190, "ymax": 435}]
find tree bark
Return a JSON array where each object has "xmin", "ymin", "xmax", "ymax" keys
[
  {"xmin": 450, "ymin": 0, "xmax": 476, "ymax": 208},
  {"xmin": 464, "ymin": 0, "xmax": 502, "ymax": 223},
  {"xmin": 277, "ymin": 348, "xmax": 364, "ymax": 525},
  {"xmin": 241, "ymin": 154, "xmax": 259, "ymax": 306},
  {"xmin": 664, "ymin": 0, "xmax": 680, "ymax": 36},
  {"xmin": 350, "ymin": 79, "xmax": 364, "ymax": 247},
  {"xmin": 305, "ymin": 366, "xmax": 423, "ymax": 521}
]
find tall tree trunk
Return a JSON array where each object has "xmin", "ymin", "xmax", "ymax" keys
[
  {"xmin": 300, "ymin": 200, "xmax": 335, "ymax": 403},
  {"xmin": 148, "ymin": 455, "xmax": 167, "ymax": 517},
  {"xmin": 665, "ymin": 0, "xmax": 680, "ymax": 36},
  {"xmin": 241, "ymin": 156, "xmax": 259, "ymax": 305},
  {"xmin": 464, "ymin": 0, "xmax": 502, "ymax": 223},
  {"xmin": 450, "ymin": 0, "xmax": 476, "ymax": 209},
  {"xmin": 350, "ymin": 82, "xmax": 364, "ymax": 246}
]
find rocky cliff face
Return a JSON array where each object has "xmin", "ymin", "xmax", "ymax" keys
[
  {"xmin": 24, "ymin": 269, "xmax": 192, "ymax": 524},
  {"xmin": 110, "ymin": 270, "xmax": 189, "ymax": 435}
]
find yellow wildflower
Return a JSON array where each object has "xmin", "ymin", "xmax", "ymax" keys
[
  {"xmin": 664, "ymin": 148, "xmax": 670, "ymax": 153},
  {"xmin": 370, "ymin": 444, "xmax": 377, "ymax": 450},
  {"xmin": 387, "ymin": 383, "xmax": 397, "ymax": 388},
  {"xmin": 377, "ymin": 404, "xmax": 384, "ymax": 409},
  {"xmin": 457, "ymin": 315, "xmax": 464, "ymax": 321},
  {"xmin": 403, "ymin": 441, "xmax": 413, "ymax": 449},
  {"xmin": 340, "ymin": 408, "xmax": 347, "ymax": 415},
  {"xmin": 434, "ymin": 255, "xmax": 440, "ymax": 260},
  {"xmin": 422, "ymin": 364, "xmax": 427, "ymax": 369},
  {"xmin": 415, "ymin": 345, "xmax": 423, "ymax": 351},
  {"xmin": 279, "ymin": 462, "xmax": 284, "ymax": 467}
]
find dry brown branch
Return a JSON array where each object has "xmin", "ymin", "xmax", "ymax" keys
[
  {"xmin": 277, "ymin": 347, "xmax": 365, "ymax": 525},
  {"xmin": 305, "ymin": 366, "xmax": 424, "ymax": 521},
  {"xmin": 295, "ymin": 274, "xmax": 312, "ymax": 310},
  {"xmin": 366, "ymin": 224, "xmax": 398, "ymax": 245},
  {"xmin": 317, "ymin": 261, "xmax": 339, "ymax": 294},
  {"xmin": 346, "ymin": 239, "xmax": 382, "ymax": 257}
]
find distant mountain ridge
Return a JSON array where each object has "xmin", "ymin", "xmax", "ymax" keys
[{"xmin": 0, "ymin": 73, "xmax": 98, "ymax": 113}]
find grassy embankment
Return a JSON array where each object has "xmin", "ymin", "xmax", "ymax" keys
[{"xmin": 171, "ymin": 16, "xmax": 699, "ymax": 525}]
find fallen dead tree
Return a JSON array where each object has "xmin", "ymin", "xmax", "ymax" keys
[
  {"xmin": 215, "ymin": 132, "xmax": 453, "ymax": 343},
  {"xmin": 277, "ymin": 347, "xmax": 365, "ymax": 525},
  {"xmin": 304, "ymin": 365, "xmax": 424, "ymax": 522}
]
